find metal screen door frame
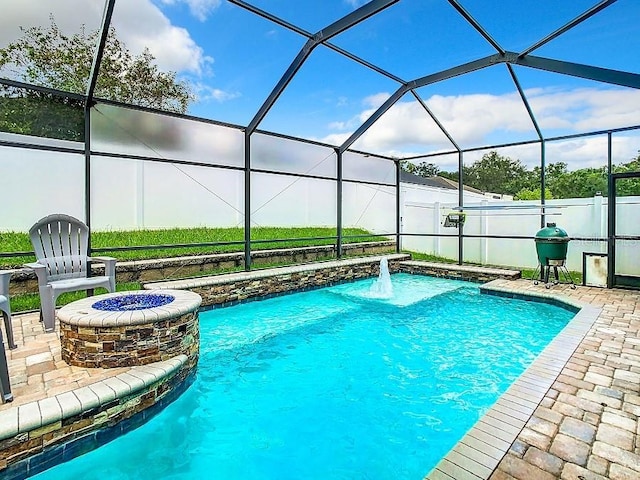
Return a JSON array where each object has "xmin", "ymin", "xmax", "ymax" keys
[{"xmin": 608, "ymin": 172, "xmax": 640, "ymax": 289}]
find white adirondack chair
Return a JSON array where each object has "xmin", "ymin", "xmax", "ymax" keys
[
  {"xmin": 25, "ymin": 214, "xmax": 117, "ymax": 332},
  {"xmin": 0, "ymin": 270, "xmax": 15, "ymax": 402}
]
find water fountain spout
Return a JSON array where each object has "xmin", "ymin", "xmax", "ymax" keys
[{"xmin": 370, "ymin": 257, "xmax": 393, "ymax": 298}]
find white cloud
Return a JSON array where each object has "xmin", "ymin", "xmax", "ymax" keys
[
  {"xmin": 161, "ymin": 0, "xmax": 221, "ymax": 22},
  {"xmin": 321, "ymin": 87, "xmax": 640, "ymax": 166},
  {"xmin": 344, "ymin": 0, "xmax": 367, "ymax": 8},
  {"xmin": 193, "ymin": 83, "xmax": 241, "ymax": 102},
  {"xmin": 525, "ymin": 87, "xmax": 640, "ymax": 133},
  {"xmin": 328, "ymin": 121, "xmax": 348, "ymax": 130},
  {"xmin": 0, "ymin": 0, "xmax": 212, "ymax": 75},
  {"xmin": 320, "ymin": 90, "xmax": 538, "ymax": 154},
  {"xmin": 444, "ymin": 135, "xmax": 640, "ymax": 172},
  {"xmin": 426, "ymin": 92, "xmax": 537, "ymax": 138},
  {"xmin": 110, "ymin": 0, "xmax": 212, "ymax": 75},
  {"xmin": 363, "ymin": 92, "xmax": 391, "ymax": 108},
  {"xmin": 321, "ymin": 132, "xmax": 352, "ymax": 146},
  {"xmin": 547, "ymin": 135, "xmax": 639, "ymax": 169},
  {"xmin": 0, "ymin": 0, "xmax": 103, "ymax": 48}
]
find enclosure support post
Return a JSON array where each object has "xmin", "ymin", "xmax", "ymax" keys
[
  {"xmin": 607, "ymin": 132, "xmax": 614, "ymax": 288},
  {"xmin": 541, "ymin": 140, "xmax": 546, "ymax": 228},
  {"xmin": 244, "ymin": 132, "xmax": 252, "ymax": 271},
  {"xmin": 336, "ymin": 149, "xmax": 343, "ymax": 258},
  {"xmin": 84, "ymin": 105, "xmax": 92, "ymax": 256},
  {"xmin": 434, "ymin": 202, "xmax": 441, "ymax": 257},
  {"xmin": 458, "ymin": 151, "xmax": 464, "ymax": 265},
  {"xmin": 395, "ymin": 159, "xmax": 401, "ymax": 253},
  {"xmin": 84, "ymin": 0, "xmax": 115, "ymax": 259}
]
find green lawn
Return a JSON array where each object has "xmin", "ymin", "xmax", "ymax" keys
[{"xmin": 0, "ymin": 226, "xmax": 385, "ymax": 268}]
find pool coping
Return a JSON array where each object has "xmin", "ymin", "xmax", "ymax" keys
[
  {"xmin": 0, "ymin": 356, "xmax": 187, "ymax": 442},
  {"xmin": 426, "ymin": 280, "xmax": 602, "ymax": 480}
]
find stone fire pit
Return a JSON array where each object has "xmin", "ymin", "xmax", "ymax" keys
[{"xmin": 57, "ymin": 289, "xmax": 201, "ymax": 368}]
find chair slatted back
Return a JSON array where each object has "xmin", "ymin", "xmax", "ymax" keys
[{"xmin": 29, "ymin": 214, "xmax": 90, "ymax": 281}]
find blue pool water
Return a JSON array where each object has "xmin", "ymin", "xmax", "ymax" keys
[{"xmin": 33, "ymin": 274, "xmax": 575, "ymax": 480}]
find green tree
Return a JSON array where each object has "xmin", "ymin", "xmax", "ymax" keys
[
  {"xmin": 438, "ymin": 170, "xmax": 459, "ymax": 182},
  {"xmin": 514, "ymin": 187, "xmax": 554, "ymax": 201},
  {"xmin": 530, "ymin": 162, "xmax": 568, "ymax": 195},
  {"xmin": 401, "ymin": 160, "xmax": 440, "ymax": 177},
  {"xmin": 0, "ymin": 17, "xmax": 194, "ymax": 139},
  {"xmin": 402, "ymin": 150, "xmax": 640, "ymax": 199},
  {"xmin": 547, "ymin": 166, "xmax": 607, "ymax": 198},
  {"xmin": 527, "ymin": 161, "xmax": 570, "ymax": 198},
  {"xmin": 0, "ymin": 87, "xmax": 84, "ymax": 141},
  {"xmin": 518, "ymin": 156, "xmax": 640, "ymax": 199},
  {"xmin": 464, "ymin": 151, "xmax": 533, "ymax": 195},
  {"xmin": 612, "ymin": 152, "xmax": 640, "ymax": 196}
]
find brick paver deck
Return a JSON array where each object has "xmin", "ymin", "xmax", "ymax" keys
[
  {"xmin": 485, "ymin": 279, "xmax": 640, "ymax": 480},
  {"xmin": 1, "ymin": 312, "xmax": 127, "ymax": 412},
  {"xmin": 1, "ymin": 275, "xmax": 639, "ymax": 479}
]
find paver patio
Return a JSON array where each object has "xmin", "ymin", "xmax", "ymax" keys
[
  {"xmin": 0, "ymin": 313, "xmax": 126, "ymax": 412},
  {"xmin": 487, "ymin": 279, "xmax": 640, "ymax": 480}
]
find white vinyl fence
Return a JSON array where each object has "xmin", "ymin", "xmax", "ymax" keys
[
  {"xmin": 1, "ymin": 127, "xmax": 638, "ymax": 277},
  {"xmin": 401, "ymin": 183, "xmax": 639, "ymax": 276}
]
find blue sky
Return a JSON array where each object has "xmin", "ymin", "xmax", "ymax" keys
[{"xmin": 1, "ymin": 0, "xmax": 640, "ymax": 168}]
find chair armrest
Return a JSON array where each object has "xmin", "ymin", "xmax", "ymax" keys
[
  {"xmin": 89, "ymin": 256, "xmax": 117, "ymax": 278},
  {"xmin": 0, "ymin": 270, "xmax": 13, "ymax": 297},
  {"xmin": 24, "ymin": 262, "xmax": 50, "ymax": 286}
]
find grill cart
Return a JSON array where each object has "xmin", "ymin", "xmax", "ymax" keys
[{"xmin": 533, "ymin": 223, "xmax": 576, "ymax": 289}]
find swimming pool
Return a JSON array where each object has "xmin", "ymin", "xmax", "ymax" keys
[{"xmin": 32, "ymin": 273, "xmax": 575, "ymax": 479}]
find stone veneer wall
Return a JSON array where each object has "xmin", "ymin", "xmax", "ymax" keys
[
  {"xmin": 0, "ymin": 360, "xmax": 193, "ymax": 480},
  {"xmin": 192, "ymin": 260, "xmax": 404, "ymax": 308},
  {"xmin": 148, "ymin": 257, "xmax": 524, "ymax": 309},
  {"xmin": 8, "ymin": 241, "xmax": 395, "ymax": 295},
  {"xmin": 60, "ymin": 311, "xmax": 199, "ymax": 368},
  {"xmin": 399, "ymin": 261, "xmax": 521, "ymax": 283}
]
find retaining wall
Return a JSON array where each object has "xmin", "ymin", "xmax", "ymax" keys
[
  {"xmin": 7, "ymin": 241, "xmax": 396, "ymax": 296},
  {"xmin": 144, "ymin": 256, "xmax": 521, "ymax": 308}
]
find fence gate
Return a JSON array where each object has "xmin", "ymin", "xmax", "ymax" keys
[{"xmin": 609, "ymin": 172, "xmax": 640, "ymax": 289}]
